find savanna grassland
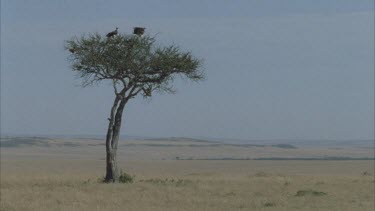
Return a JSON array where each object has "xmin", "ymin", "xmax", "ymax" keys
[{"xmin": 1, "ymin": 137, "xmax": 374, "ymax": 211}]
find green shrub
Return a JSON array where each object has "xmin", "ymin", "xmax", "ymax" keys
[
  {"xmin": 295, "ymin": 189, "xmax": 327, "ymax": 197},
  {"xmin": 263, "ymin": 202, "xmax": 275, "ymax": 207},
  {"xmin": 140, "ymin": 178, "xmax": 192, "ymax": 186},
  {"xmin": 119, "ymin": 171, "xmax": 134, "ymax": 183},
  {"xmin": 97, "ymin": 171, "xmax": 135, "ymax": 183},
  {"xmin": 97, "ymin": 177, "xmax": 105, "ymax": 183}
]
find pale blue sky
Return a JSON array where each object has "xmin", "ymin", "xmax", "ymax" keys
[{"xmin": 1, "ymin": 0, "xmax": 374, "ymax": 140}]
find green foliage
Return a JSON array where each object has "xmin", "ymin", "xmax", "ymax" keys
[
  {"xmin": 96, "ymin": 171, "xmax": 134, "ymax": 184},
  {"xmin": 139, "ymin": 178, "xmax": 193, "ymax": 187},
  {"xmin": 97, "ymin": 177, "xmax": 106, "ymax": 183},
  {"xmin": 295, "ymin": 189, "xmax": 327, "ymax": 197},
  {"xmin": 118, "ymin": 171, "xmax": 135, "ymax": 184},
  {"xmin": 263, "ymin": 202, "xmax": 275, "ymax": 207},
  {"xmin": 65, "ymin": 31, "xmax": 204, "ymax": 99}
]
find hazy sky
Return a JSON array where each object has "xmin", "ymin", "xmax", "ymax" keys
[{"xmin": 1, "ymin": 0, "xmax": 374, "ymax": 140}]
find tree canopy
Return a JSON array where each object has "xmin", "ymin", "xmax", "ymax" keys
[{"xmin": 65, "ymin": 33, "xmax": 204, "ymax": 100}]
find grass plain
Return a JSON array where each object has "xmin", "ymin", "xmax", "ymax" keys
[{"xmin": 0, "ymin": 137, "xmax": 374, "ymax": 211}]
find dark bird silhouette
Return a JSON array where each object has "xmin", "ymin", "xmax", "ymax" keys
[
  {"xmin": 69, "ymin": 48, "xmax": 75, "ymax": 53},
  {"xmin": 133, "ymin": 27, "xmax": 145, "ymax": 36},
  {"xmin": 106, "ymin": 27, "xmax": 119, "ymax": 38}
]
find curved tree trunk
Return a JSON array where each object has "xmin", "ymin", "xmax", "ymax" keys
[{"xmin": 104, "ymin": 95, "xmax": 127, "ymax": 182}]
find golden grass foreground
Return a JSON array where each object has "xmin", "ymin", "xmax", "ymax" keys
[{"xmin": 1, "ymin": 159, "xmax": 374, "ymax": 211}]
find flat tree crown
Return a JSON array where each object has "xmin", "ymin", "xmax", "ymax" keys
[{"xmin": 65, "ymin": 32, "xmax": 204, "ymax": 98}]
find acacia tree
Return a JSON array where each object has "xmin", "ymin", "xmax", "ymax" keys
[{"xmin": 65, "ymin": 29, "xmax": 204, "ymax": 183}]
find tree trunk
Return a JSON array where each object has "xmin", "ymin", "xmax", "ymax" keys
[
  {"xmin": 104, "ymin": 95, "xmax": 127, "ymax": 183},
  {"xmin": 105, "ymin": 147, "xmax": 118, "ymax": 182}
]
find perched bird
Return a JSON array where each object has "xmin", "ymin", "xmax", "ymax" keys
[
  {"xmin": 106, "ymin": 27, "xmax": 119, "ymax": 38},
  {"xmin": 133, "ymin": 27, "xmax": 145, "ymax": 36},
  {"xmin": 69, "ymin": 48, "xmax": 75, "ymax": 53}
]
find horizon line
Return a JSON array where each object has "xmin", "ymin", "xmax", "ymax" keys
[{"xmin": 1, "ymin": 133, "xmax": 374, "ymax": 142}]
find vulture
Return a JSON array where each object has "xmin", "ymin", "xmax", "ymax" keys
[
  {"xmin": 106, "ymin": 27, "xmax": 118, "ymax": 38},
  {"xmin": 133, "ymin": 27, "xmax": 145, "ymax": 36}
]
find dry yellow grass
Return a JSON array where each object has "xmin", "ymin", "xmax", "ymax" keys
[
  {"xmin": 1, "ymin": 159, "xmax": 374, "ymax": 211},
  {"xmin": 1, "ymin": 137, "xmax": 374, "ymax": 210}
]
